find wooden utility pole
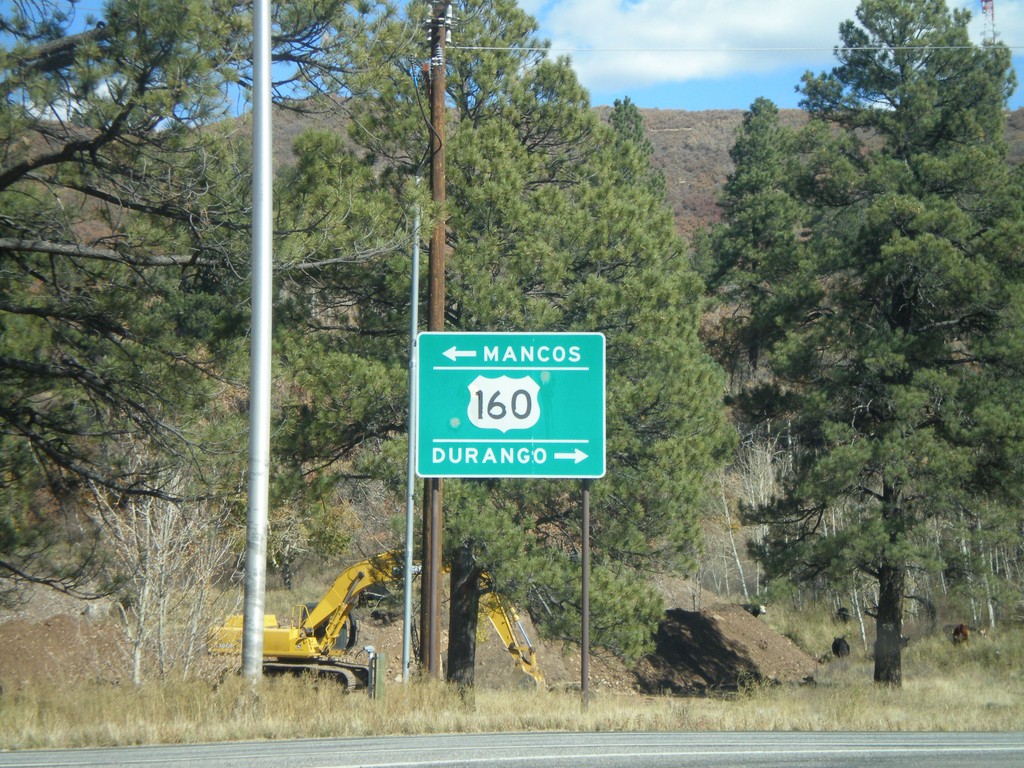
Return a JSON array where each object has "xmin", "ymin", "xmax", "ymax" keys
[{"xmin": 420, "ymin": 1, "xmax": 449, "ymax": 679}]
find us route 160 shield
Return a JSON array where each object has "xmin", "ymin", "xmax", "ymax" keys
[{"xmin": 466, "ymin": 375, "xmax": 541, "ymax": 433}]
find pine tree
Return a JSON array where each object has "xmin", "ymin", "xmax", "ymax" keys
[
  {"xmin": 1, "ymin": 0, "xmax": 242, "ymax": 596},
  {"xmin": 705, "ymin": 97, "xmax": 809, "ymax": 378},
  {"xmin": 712, "ymin": 0, "xmax": 1024, "ymax": 685},
  {"xmin": 0, "ymin": 0, "xmax": 414, "ymax": 595}
]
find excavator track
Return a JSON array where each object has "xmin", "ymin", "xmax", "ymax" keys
[{"xmin": 262, "ymin": 660, "xmax": 369, "ymax": 691}]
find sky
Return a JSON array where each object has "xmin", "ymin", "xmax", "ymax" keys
[
  {"xmin": 50, "ymin": 1, "xmax": 1024, "ymax": 112},
  {"xmin": 513, "ymin": 0, "xmax": 1024, "ymax": 110}
]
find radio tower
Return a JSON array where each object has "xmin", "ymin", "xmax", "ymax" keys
[{"xmin": 982, "ymin": 0, "xmax": 996, "ymax": 45}]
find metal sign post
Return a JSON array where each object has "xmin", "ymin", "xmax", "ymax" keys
[{"xmin": 582, "ymin": 478, "xmax": 591, "ymax": 707}]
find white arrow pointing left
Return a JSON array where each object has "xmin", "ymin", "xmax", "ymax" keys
[
  {"xmin": 443, "ymin": 346, "xmax": 477, "ymax": 362},
  {"xmin": 554, "ymin": 448, "xmax": 588, "ymax": 464}
]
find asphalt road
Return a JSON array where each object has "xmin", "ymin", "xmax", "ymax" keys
[{"xmin": 2, "ymin": 731, "xmax": 1024, "ymax": 768}]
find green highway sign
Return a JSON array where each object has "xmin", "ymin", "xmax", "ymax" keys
[{"xmin": 415, "ymin": 332, "xmax": 605, "ymax": 479}]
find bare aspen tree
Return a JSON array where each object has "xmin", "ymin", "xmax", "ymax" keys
[
  {"xmin": 730, "ymin": 432, "xmax": 791, "ymax": 597},
  {"xmin": 718, "ymin": 471, "xmax": 749, "ymax": 601},
  {"xmin": 88, "ymin": 444, "xmax": 233, "ymax": 684},
  {"xmin": 851, "ymin": 581, "xmax": 869, "ymax": 651}
]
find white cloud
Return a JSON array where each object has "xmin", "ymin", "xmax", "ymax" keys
[
  {"xmin": 524, "ymin": 0, "xmax": 1023, "ymax": 92},
  {"xmin": 537, "ymin": 0, "xmax": 860, "ymax": 89}
]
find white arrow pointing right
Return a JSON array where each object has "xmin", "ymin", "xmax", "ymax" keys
[{"xmin": 554, "ymin": 448, "xmax": 588, "ymax": 464}]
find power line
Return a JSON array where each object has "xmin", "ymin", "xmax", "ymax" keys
[{"xmin": 451, "ymin": 44, "xmax": 1023, "ymax": 54}]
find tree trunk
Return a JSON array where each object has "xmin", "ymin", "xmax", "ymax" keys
[
  {"xmin": 720, "ymin": 476, "xmax": 750, "ymax": 600},
  {"xmin": 852, "ymin": 582, "xmax": 868, "ymax": 651},
  {"xmin": 446, "ymin": 545, "xmax": 482, "ymax": 690},
  {"xmin": 873, "ymin": 563, "xmax": 904, "ymax": 686},
  {"xmin": 282, "ymin": 557, "xmax": 294, "ymax": 591}
]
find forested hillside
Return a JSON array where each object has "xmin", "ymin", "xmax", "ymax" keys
[
  {"xmin": 273, "ymin": 105, "xmax": 1024, "ymax": 240},
  {"xmin": 271, "ymin": 104, "xmax": 1024, "ymax": 240},
  {"xmin": 641, "ymin": 107, "xmax": 1024, "ymax": 237}
]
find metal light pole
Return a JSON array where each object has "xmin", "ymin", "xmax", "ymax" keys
[{"xmin": 241, "ymin": 0, "xmax": 273, "ymax": 680}]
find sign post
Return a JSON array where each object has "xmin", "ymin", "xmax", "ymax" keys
[{"xmin": 416, "ymin": 332, "xmax": 605, "ymax": 480}]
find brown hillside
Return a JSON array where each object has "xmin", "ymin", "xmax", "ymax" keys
[
  {"xmin": 269, "ymin": 104, "xmax": 1024, "ymax": 240},
  {"xmin": 637, "ymin": 108, "xmax": 807, "ymax": 238}
]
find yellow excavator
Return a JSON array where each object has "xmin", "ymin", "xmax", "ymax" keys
[{"xmin": 210, "ymin": 552, "xmax": 544, "ymax": 690}]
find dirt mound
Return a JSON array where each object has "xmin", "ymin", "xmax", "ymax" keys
[
  {"xmin": 0, "ymin": 612, "xmax": 128, "ymax": 690},
  {"xmin": 634, "ymin": 604, "xmax": 817, "ymax": 694},
  {"xmin": 0, "ymin": 589, "xmax": 816, "ymax": 697}
]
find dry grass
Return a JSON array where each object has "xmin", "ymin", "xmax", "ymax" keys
[{"xmin": 2, "ymin": 628, "xmax": 1022, "ymax": 750}]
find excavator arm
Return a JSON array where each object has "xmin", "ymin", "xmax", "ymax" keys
[
  {"xmin": 301, "ymin": 552, "xmax": 402, "ymax": 654},
  {"xmin": 480, "ymin": 589, "xmax": 545, "ymax": 688}
]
